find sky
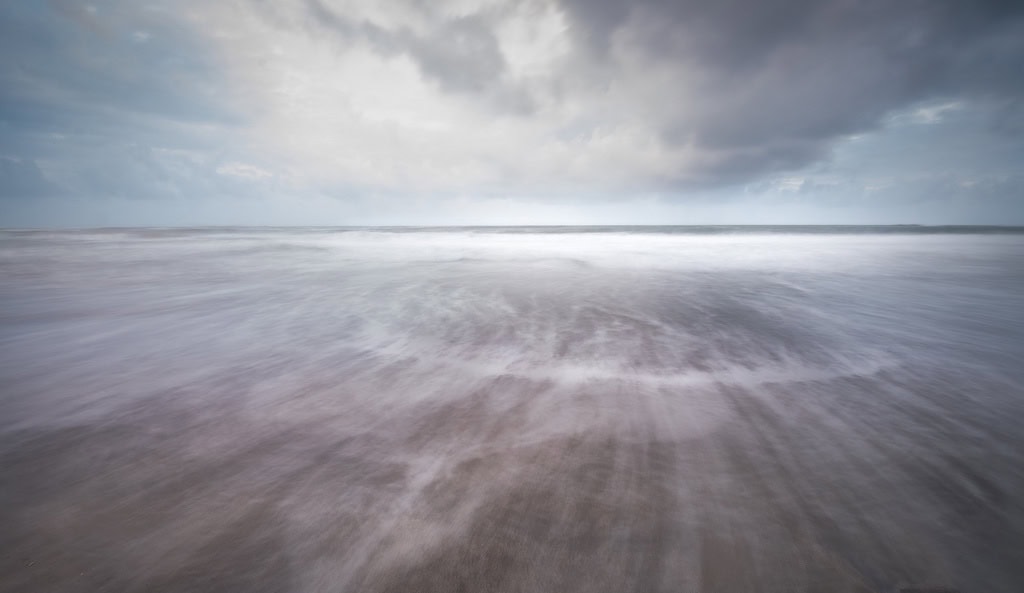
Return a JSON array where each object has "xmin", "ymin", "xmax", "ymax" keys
[{"xmin": 1, "ymin": 0, "xmax": 1023, "ymax": 226}]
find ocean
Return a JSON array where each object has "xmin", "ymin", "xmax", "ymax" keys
[{"xmin": 2, "ymin": 226, "xmax": 1023, "ymax": 592}]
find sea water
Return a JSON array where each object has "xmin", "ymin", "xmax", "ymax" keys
[{"xmin": 1, "ymin": 226, "xmax": 1023, "ymax": 592}]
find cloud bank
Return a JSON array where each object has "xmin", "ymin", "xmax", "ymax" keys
[{"xmin": 1, "ymin": 0, "xmax": 1022, "ymax": 224}]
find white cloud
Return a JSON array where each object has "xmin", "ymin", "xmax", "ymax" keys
[
  {"xmin": 4, "ymin": 0, "xmax": 1023, "ymax": 225},
  {"xmin": 216, "ymin": 161, "xmax": 273, "ymax": 180},
  {"xmin": 177, "ymin": 0, "xmax": 1024, "ymax": 209},
  {"xmin": 188, "ymin": 0, "xmax": 707, "ymax": 197},
  {"xmin": 909, "ymin": 101, "xmax": 963, "ymax": 125}
]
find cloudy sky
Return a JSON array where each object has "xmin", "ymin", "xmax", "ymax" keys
[{"xmin": 1, "ymin": 0, "xmax": 1023, "ymax": 226}]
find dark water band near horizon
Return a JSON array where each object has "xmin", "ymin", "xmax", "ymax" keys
[{"xmin": 2, "ymin": 226, "xmax": 1023, "ymax": 592}]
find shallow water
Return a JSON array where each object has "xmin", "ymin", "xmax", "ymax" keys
[{"xmin": 1, "ymin": 227, "xmax": 1023, "ymax": 592}]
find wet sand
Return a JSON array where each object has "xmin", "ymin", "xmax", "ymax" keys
[
  {"xmin": 2, "ymin": 228, "xmax": 1023, "ymax": 592},
  {"xmin": 3, "ymin": 375, "xmax": 1021, "ymax": 592}
]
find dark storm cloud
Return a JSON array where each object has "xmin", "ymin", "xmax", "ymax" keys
[
  {"xmin": 556, "ymin": 0, "xmax": 1024, "ymax": 186},
  {"xmin": 291, "ymin": 0, "xmax": 1024, "ymax": 189}
]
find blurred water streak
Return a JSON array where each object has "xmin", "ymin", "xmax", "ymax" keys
[{"xmin": 2, "ymin": 227, "xmax": 1023, "ymax": 592}]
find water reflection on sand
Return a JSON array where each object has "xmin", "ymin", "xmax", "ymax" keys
[{"xmin": 2, "ymin": 228, "xmax": 1023, "ymax": 592}]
